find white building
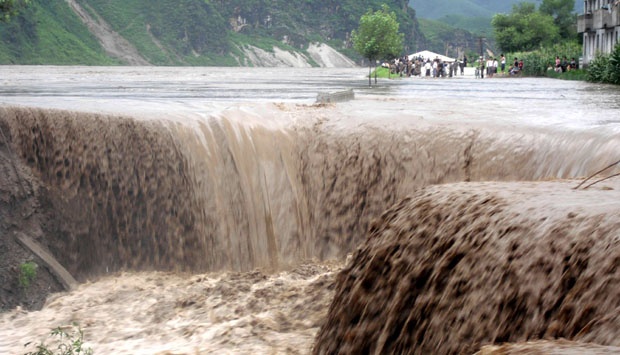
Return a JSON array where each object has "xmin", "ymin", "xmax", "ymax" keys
[{"xmin": 578, "ymin": 0, "xmax": 620, "ymax": 64}]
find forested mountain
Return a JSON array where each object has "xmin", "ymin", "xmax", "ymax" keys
[
  {"xmin": 0, "ymin": 0, "xmax": 424, "ymax": 66},
  {"xmin": 408, "ymin": 0, "xmax": 574, "ymax": 19}
]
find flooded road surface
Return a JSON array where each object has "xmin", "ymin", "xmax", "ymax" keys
[{"xmin": 1, "ymin": 66, "xmax": 619, "ymax": 130}]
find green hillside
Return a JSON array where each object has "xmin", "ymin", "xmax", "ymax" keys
[
  {"xmin": 0, "ymin": 1, "xmax": 118, "ymax": 65},
  {"xmin": 0, "ymin": 0, "xmax": 424, "ymax": 66},
  {"xmin": 409, "ymin": 0, "xmax": 551, "ymax": 19}
]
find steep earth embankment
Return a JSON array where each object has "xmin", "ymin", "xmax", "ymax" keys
[
  {"xmin": 307, "ymin": 43, "xmax": 357, "ymax": 68},
  {"xmin": 0, "ymin": 119, "xmax": 64, "ymax": 311},
  {"xmin": 235, "ymin": 42, "xmax": 357, "ymax": 68}
]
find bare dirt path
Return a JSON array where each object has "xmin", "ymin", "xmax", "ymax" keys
[{"xmin": 64, "ymin": 0, "xmax": 150, "ymax": 65}]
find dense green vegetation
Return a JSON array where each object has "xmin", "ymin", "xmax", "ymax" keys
[
  {"xmin": 409, "ymin": 0, "xmax": 580, "ymax": 20},
  {"xmin": 539, "ymin": 0, "xmax": 578, "ymax": 40},
  {"xmin": 587, "ymin": 44, "xmax": 620, "ymax": 85},
  {"xmin": 0, "ymin": 0, "xmax": 30, "ymax": 21},
  {"xmin": 0, "ymin": 0, "xmax": 425, "ymax": 66},
  {"xmin": 545, "ymin": 68, "xmax": 587, "ymax": 80},
  {"xmin": 492, "ymin": 0, "xmax": 578, "ymax": 53},
  {"xmin": 489, "ymin": 0, "xmax": 583, "ymax": 80},
  {"xmin": 18, "ymin": 261, "xmax": 37, "ymax": 290},
  {"xmin": 82, "ymin": 0, "xmax": 229, "ymax": 65},
  {"xmin": 508, "ymin": 42, "xmax": 581, "ymax": 76},
  {"xmin": 0, "ymin": 1, "xmax": 118, "ymax": 64},
  {"xmin": 493, "ymin": 3, "xmax": 560, "ymax": 52},
  {"xmin": 409, "ymin": 0, "xmax": 552, "ymax": 19},
  {"xmin": 352, "ymin": 5, "xmax": 403, "ymax": 85},
  {"xmin": 411, "ymin": 0, "xmax": 578, "ymax": 60}
]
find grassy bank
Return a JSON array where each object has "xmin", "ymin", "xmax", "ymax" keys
[
  {"xmin": 370, "ymin": 66, "xmax": 409, "ymax": 79},
  {"xmin": 545, "ymin": 69, "xmax": 587, "ymax": 81},
  {"xmin": 0, "ymin": 2, "xmax": 119, "ymax": 65}
]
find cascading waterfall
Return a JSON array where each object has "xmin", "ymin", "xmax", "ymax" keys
[{"xmin": 1, "ymin": 104, "xmax": 619, "ymax": 281}]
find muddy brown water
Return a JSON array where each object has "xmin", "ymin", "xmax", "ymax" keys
[
  {"xmin": 1, "ymin": 67, "xmax": 620, "ymax": 353},
  {"xmin": 314, "ymin": 181, "xmax": 620, "ymax": 354}
]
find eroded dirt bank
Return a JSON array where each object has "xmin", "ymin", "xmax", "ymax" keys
[
  {"xmin": 0, "ymin": 117, "xmax": 64, "ymax": 310},
  {"xmin": 314, "ymin": 180, "xmax": 620, "ymax": 354}
]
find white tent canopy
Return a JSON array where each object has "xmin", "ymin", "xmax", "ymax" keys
[{"xmin": 408, "ymin": 50, "xmax": 456, "ymax": 63}]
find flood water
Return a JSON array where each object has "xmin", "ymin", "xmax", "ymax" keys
[
  {"xmin": 1, "ymin": 66, "xmax": 620, "ymax": 354},
  {"xmin": 1, "ymin": 66, "xmax": 620, "ymax": 129}
]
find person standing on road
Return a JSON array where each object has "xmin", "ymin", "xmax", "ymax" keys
[{"xmin": 500, "ymin": 54, "xmax": 506, "ymax": 74}]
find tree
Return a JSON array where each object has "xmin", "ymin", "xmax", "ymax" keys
[
  {"xmin": 352, "ymin": 4, "xmax": 404, "ymax": 86},
  {"xmin": 492, "ymin": 3, "xmax": 559, "ymax": 52},
  {"xmin": 0, "ymin": 0, "xmax": 30, "ymax": 21},
  {"xmin": 539, "ymin": 0, "xmax": 577, "ymax": 40}
]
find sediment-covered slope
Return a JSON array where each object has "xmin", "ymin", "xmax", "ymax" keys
[{"xmin": 313, "ymin": 180, "xmax": 620, "ymax": 354}]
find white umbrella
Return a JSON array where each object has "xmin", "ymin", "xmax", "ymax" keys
[{"xmin": 408, "ymin": 50, "xmax": 456, "ymax": 62}]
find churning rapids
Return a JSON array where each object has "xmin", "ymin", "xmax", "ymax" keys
[{"xmin": 1, "ymin": 66, "xmax": 620, "ymax": 354}]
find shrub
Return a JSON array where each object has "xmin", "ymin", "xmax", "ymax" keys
[
  {"xmin": 587, "ymin": 52, "xmax": 610, "ymax": 83},
  {"xmin": 546, "ymin": 69, "xmax": 587, "ymax": 81},
  {"xmin": 19, "ymin": 261, "xmax": 37, "ymax": 289},
  {"xmin": 24, "ymin": 323, "xmax": 93, "ymax": 355},
  {"xmin": 608, "ymin": 43, "xmax": 620, "ymax": 85},
  {"xmin": 587, "ymin": 43, "xmax": 620, "ymax": 85}
]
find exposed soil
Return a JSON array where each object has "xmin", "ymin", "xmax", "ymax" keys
[{"xmin": 0, "ymin": 119, "xmax": 63, "ymax": 311}]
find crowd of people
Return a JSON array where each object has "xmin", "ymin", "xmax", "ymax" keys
[
  {"xmin": 385, "ymin": 55, "xmax": 467, "ymax": 78},
  {"xmin": 475, "ymin": 54, "xmax": 524, "ymax": 78},
  {"xmin": 384, "ymin": 53, "xmax": 527, "ymax": 79},
  {"xmin": 385, "ymin": 51, "xmax": 583, "ymax": 79},
  {"xmin": 552, "ymin": 56, "xmax": 579, "ymax": 73}
]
